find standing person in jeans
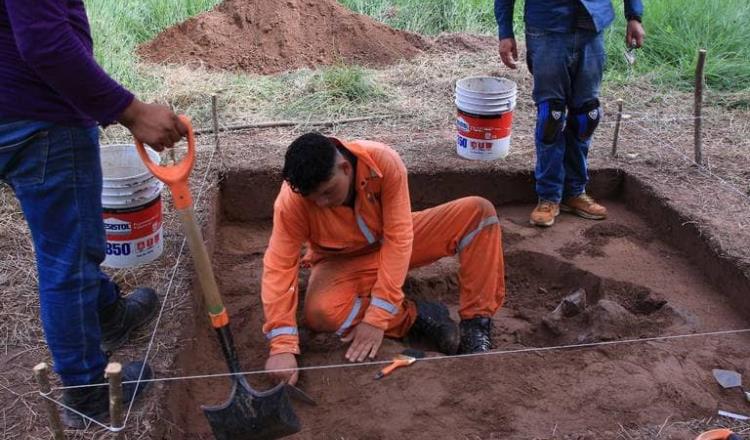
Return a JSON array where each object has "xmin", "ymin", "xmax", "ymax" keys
[
  {"xmin": 0, "ymin": 0, "xmax": 187, "ymax": 428},
  {"xmin": 495, "ymin": 0, "xmax": 645, "ymax": 226}
]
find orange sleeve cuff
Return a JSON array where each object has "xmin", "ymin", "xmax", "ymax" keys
[
  {"xmin": 362, "ymin": 306, "xmax": 394, "ymax": 331},
  {"xmin": 269, "ymin": 335, "xmax": 301, "ymax": 356}
]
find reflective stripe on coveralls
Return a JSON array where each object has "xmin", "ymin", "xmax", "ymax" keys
[
  {"xmin": 356, "ymin": 213, "xmax": 377, "ymax": 244},
  {"xmin": 336, "ymin": 297, "xmax": 363, "ymax": 336},
  {"xmin": 370, "ymin": 297, "xmax": 399, "ymax": 315},
  {"xmin": 265, "ymin": 326, "xmax": 298, "ymax": 340},
  {"xmin": 457, "ymin": 216, "xmax": 500, "ymax": 253}
]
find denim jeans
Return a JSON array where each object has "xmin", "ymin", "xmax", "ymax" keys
[
  {"xmin": 525, "ymin": 27, "xmax": 606, "ymax": 203},
  {"xmin": 0, "ymin": 120, "xmax": 118, "ymax": 386}
]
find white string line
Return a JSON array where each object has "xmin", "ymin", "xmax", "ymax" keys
[
  {"xmin": 598, "ymin": 114, "xmax": 706, "ymax": 126},
  {"xmin": 39, "ymin": 393, "xmax": 112, "ymax": 431},
  {"xmin": 51, "ymin": 327, "xmax": 750, "ymax": 391}
]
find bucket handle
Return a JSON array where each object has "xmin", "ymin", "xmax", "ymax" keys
[
  {"xmin": 456, "ymin": 101, "xmax": 515, "ymax": 114},
  {"xmin": 134, "ymin": 115, "xmax": 196, "ymax": 210}
]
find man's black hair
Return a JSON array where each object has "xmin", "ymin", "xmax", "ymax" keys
[{"xmin": 282, "ymin": 132, "xmax": 339, "ymax": 196}]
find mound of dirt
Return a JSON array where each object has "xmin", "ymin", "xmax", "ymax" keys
[{"xmin": 138, "ymin": 0, "xmax": 430, "ymax": 74}]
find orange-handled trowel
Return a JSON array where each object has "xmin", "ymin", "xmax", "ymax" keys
[{"xmin": 374, "ymin": 349, "xmax": 425, "ymax": 380}]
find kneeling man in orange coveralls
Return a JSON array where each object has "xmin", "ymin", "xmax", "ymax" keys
[{"xmin": 263, "ymin": 133, "xmax": 505, "ymax": 384}]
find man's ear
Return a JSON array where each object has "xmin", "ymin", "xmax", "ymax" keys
[{"xmin": 339, "ymin": 158, "xmax": 352, "ymax": 176}]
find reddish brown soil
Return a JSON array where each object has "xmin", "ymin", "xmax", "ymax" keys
[
  {"xmin": 159, "ymin": 199, "xmax": 750, "ymax": 439},
  {"xmin": 138, "ymin": 0, "xmax": 430, "ymax": 74}
]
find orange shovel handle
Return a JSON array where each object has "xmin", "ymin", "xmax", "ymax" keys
[{"xmin": 134, "ymin": 115, "xmax": 196, "ymax": 210}]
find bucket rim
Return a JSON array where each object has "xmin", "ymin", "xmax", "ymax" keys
[
  {"xmin": 100, "ymin": 144, "xmax": 160, "ymax": 183},
  {"xmin": 102, "ymin": 178, "xmax": 162, "ymax": 195},
  {"xmin": 456, "ymin": 93, "xmax": 516, "ymax": 102},
  {"xmin": 456, "ymin": 76, "xmax": 517, "ymax": 95},
  {"xmin": 102, "ymin": 184, "xmax": 162, "ymax": 209},
  {"xmin": 455, "ymin": 100, "xmax": 515, "ymax": 116}
]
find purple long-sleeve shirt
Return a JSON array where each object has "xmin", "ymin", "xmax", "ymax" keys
[{"xmin": 0, "ymin": 0, "xmax": 134, "ymax": 126}]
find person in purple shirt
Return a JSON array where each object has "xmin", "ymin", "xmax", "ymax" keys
[
  {"xmin": 495, "ymin": 0, "xmax": 645, "ymax": 227},
  {"xmin": 1, "ymin": 0, "xmax": 187, "ymax": 428}
]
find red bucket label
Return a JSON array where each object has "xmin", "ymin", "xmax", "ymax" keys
[
  {"xmin": 103, "ymin": 196, "xmax": 163, "ymax": 267},
  {"xmin": 456, "ymin": 109, "xmax": 513, "ymax": 160}
]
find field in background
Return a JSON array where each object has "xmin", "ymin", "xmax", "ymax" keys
[{"xmin": 87, "ymin": 0, "xmax": 750, "ymax": 104}]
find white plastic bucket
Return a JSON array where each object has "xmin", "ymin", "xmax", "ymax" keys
[
  {"xmin": 100, "ymin": 144, "xmax": 164, "ymax": 268},
  {"xmin": 455, "ymin": 76, "xmax": 517, "ymax": 160}
]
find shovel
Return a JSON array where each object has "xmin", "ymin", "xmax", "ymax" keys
[
  {"xmin": 712, "ymin": 369, "xmax": 750, "ymax": 403},
  {"xmin": 135, "ymin": 116, "xmax": 300, "ymax": 439}
]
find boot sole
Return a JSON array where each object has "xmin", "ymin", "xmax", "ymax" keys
[
  {"xmin": 100, "ymin": 304, "xmax": 158, "ymax": 353},
  {"xmin": 529, "ymin": 218, "xmax": 555, "ymax": 227},
  {"xmin": 560, "ymin": 204, "xmax": 607, "ymax": 220}
]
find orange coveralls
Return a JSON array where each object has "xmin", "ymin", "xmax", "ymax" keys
[{"xmin": 261, "ymin": 139, "xmax": 505, "ymax": 355}]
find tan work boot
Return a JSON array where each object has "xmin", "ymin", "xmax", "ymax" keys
[
  {"xmin": 530, "ymin": 200, "xmax": 560, "ymax": 227},
  {"xmin": 561, "ymin": 193, "xmax": 607, "ymax": 220}
]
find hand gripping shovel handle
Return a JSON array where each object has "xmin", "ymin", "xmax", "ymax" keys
[{"xmin": 134, "ymin": 117, "xmax": 239, "ymax": 372}]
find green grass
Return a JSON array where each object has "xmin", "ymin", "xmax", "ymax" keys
[
  {"xmin": 341, "ymin": 0, "xmax": 497, "ymax": 35},
  {"xmin": 341, "ymin": 0, "xmax": 750, "ymax": 93},
  {"xmin": 280, "ymin": 65, "xmax": 389, "ymax": 118},
  {"xmin": 603, "ymin": 0, "xmax": 750, "ymax": 92},
  {"xmin": 84, "ymin": 0, "xmax": 749, "ymax": 116},
  {"xmin": 86, "ymin": 0, "xmax": 223, "ymax": 91}
]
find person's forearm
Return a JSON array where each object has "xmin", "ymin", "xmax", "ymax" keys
[
  {"xmin": 494, "ymin": 0, "xmax": 516, "ymax": 39},
  {"xmin": 6, "ymin": 0, "xmax": 134, "ymax": 125}
]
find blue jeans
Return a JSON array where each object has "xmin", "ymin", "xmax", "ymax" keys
[
  {"xmin": 525, "ymin": 27, "xmax": 605, "ymax": 203},
  {"xmin": 0, "ymin": 120, "xmax": 118, "ymax": 386}
]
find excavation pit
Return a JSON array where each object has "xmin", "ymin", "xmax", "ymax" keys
[{"xmin": 159, "ymin": 168, "xmax": 750, "ymax": 439}]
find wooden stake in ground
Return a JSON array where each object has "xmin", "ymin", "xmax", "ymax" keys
[
  {"xmin": 611, "ymin": 99, "xmax": 624, "ymax": 157},
  {"xmin": 33, "ymin": 363, "xmax": 66, "ymax": 440},
  {"xmin": 211, "ymin": 94, "xmax": 226, "ymax": 171},
  {"xmin": 694, "ymin": 49, "xmax": 707, "ymax": 166},
  {"xmin": 105, "ymin": 363, "xmax": 124, "ymax": 439},
  {"xmin": 211, "ymin": 95, "xmax": 221, "ymax": 154}
]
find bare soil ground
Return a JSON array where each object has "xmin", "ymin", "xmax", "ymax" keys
[
  {"xmin": 162, "ymin": 199, "xmax": 750, "ymax": 439},
  {"xmin": 2, "ymin": 18, "xmax": 750, "ymax": 440}
]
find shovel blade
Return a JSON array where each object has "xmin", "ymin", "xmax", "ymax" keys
[
  {"xmin": 713, "ymin": 369, "xmax": 742, "ymax": 389},
  {"xmin": 202, "ymin": 377, "xmax": 300, "ymax": 440}
]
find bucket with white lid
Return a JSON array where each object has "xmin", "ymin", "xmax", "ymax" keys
[
  {"xmin": 455, "ymin": 76, "xmax": 517, "ymax": 160},
  {"xmin": 100, "ymin": 144, "xmax": 164, "ymax": 268}
]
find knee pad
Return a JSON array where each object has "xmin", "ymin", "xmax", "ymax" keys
[
  {"xmin": 568, "ymin": 99, "xmax": 602, "ymax": 141},
  {"xmin": 536, "ymin": 100, "xmax": 566, "ymax": 144}
]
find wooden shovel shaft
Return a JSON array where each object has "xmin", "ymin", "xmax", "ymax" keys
[{"xmin": 177, "ymin": 207, "xmax": 228, "ymax": 327}]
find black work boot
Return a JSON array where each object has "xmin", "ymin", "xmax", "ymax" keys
[
  {"xmin": 62, "ymin": 361, "xmax": 153, "ymax": 429},
  {"xmin": 408, "ymin": 300, "xmax": 460, "ymax": 355},
  {"xmin": 99, "ymin": 288, "xmax": 159, "ymax": 353},
  {"xmin": 459, "ymin": 317, "xmax": 493, "ymax": 354}
]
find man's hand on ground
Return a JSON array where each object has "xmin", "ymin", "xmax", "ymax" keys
[
  {"xmin": 265, "ymin": 353, "xmax": 299, "ymax": 385},
  {"xmin": 498, "ymin": 37, "xmax": 518, "ymax": 69},
  {"xmin": 118, "ymin": 98, "xmax": 188, "ymax": 151},
  {"xmin": 626, "ymin": 20, "xmax": 645, "ymax": 48},
  {"xmin": 341, "ymin": 322, "xmax": 385, "ymax": 362}
]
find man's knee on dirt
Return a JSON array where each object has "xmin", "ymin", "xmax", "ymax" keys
[
  {"xmin": 303, "ymin": 292, "xmax": 357, "ymax": 334},
  {"xmin": 567, "ymin": 99, "xmax": 602, "ymax": 141},
  {"xmin": 536, "ymin": 100, "xmax": 566, "ymax": 144}
]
